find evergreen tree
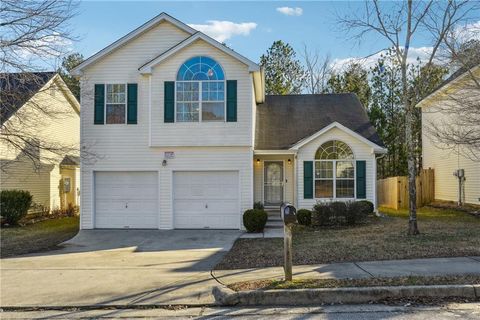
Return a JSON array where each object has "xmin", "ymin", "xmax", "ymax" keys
[
  {"xmin": 327, "ymin": 63, "xmax": 371, "ymax": 107},
  {"xmin": 58, "ymin": 52, "xmax": 84, "ymax": 101},
  {"xmin": 260, "ymin": 40, "xmax": 306, "ymax": 94}
]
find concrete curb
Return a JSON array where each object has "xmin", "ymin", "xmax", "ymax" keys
[{"xmin": 213, "ymin": 284, "xmax": 480, "ymax": 306}]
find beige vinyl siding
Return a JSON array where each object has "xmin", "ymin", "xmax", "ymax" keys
[
  {"xmin": 0, "ymin": 79, "xmax": 80, "ymax": 209},
  {"xmin": 84, "ymin": 21, "xmax": 190, "ymax": 78},
  {"xmin": 296, "ymin": 127, "xmax": 376, "ymax": 210},
  {"xmin": 422, "ymin": 106, "xmax": 480, "ymax": 205},
  {"xmin": 78, "ymin": 21, "xmax": 255, "ymax": 229},
  {"xmin": 149, "ymin": 40, "xmax": 253, "ymax": 147},
  {"xmin": 0, "ymin": 158, "xmax": 53, "ymax": 207},
  {"xmin": 80, "ymin": 147, "xmax": 253, "ymax": 229},
  {"xmin": 253, "ymin": 155, "xmax": 295, "ymax": 205}
]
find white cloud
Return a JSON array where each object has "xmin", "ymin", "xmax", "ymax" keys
[
  {"xmin": 188, "ymin": 20, "xmax": 257, "ymax": 42},
  {"xmin": 452, "ymin": 20, "xmax": 480, "ymax": 42},
  {"xmin": 276, "ymin": 7, "xmax": 303, "ymax": 16},
  {"xmin": 331, "ymin": 46, "xmax": 443, "ymax": 72}
]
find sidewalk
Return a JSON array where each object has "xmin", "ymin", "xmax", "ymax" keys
[{"xmin": 213, "ymin": 256, "xmax": 480, "ymax": 285}]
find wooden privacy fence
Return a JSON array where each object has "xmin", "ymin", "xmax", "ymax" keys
[{"xmin": 377, "ymin": 169, "xmax": 435, "ymax": 210}]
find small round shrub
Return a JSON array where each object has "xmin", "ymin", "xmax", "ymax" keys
[
  {"xmin": 297, "ymin": 209, "xmax": 312, "ymax": 226},
  {"xmin": 312, "ymin": 202, "xmax": 332, "ymax": 226},
  {"xmin": 0, "ymin": 190, "xmax": 33, "ymax": 225},
  {"xmin": 243, "ymin": 209, "xmax": 268, "ymax": 232},
  {"xmin": 253, "ymin": 201, "xmax": 265, "ymax": 210},
  {"xmin": 357, "ymin": 200, "xmax": 374, "ymax": 214}
]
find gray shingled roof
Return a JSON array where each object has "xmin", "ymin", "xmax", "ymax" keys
[
  {"xmin": 255, "ymin": 93, "xmax": 384, "ymax": 150},
  {"xmin": 0, "ymin": 72, "xmax": 56, "ymax": 125}
]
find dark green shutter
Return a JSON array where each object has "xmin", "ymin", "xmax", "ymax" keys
[
  {"xmin": 164, "ymin": 81, "xmax": 175, "ymax": 123},
  {"xmin": 304, "ymin": 161, "xmax": 313, "ymax": 199},
  {"xmin": 94, "ymin": 84, "xmax": 104, "ymax": 124},
  {"xmin": 127, "ymin": 83, "xmax": 137, "ymax": 124},
  {"xmin": 356, "ymin": 160, "xmax": 366, "ymax": 199},
  {"xmin": 226, "ymin": 80, "xmax": 237, "ymax": 122}
]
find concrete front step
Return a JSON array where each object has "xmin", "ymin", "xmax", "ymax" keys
[{"xmin": 266, "ymin": 222, "xmax": 283, "ymax": 229}]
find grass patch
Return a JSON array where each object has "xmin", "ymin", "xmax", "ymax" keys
[
  {"xmin": 216, "ymin": 206, "xmax": 480, "ymax": 269},
  {"xmin": 229, "ymin": 275, "xmax": 480, "ymax": 291},
  {"xmin": 1, "ymin": 216, "xmax": 79, "ymax": 257}
]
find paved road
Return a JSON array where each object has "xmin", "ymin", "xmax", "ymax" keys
[
  {"xmin": 2, "ymin": 303, "xmax": 480, "ymax": 319},
  {"xmin": 0, "ymin": 230, "xmax": 241, "ymax": 307}
]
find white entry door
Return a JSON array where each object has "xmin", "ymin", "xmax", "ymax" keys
[
  {"xmin": 173, "ymin": 171, "xmax": 239, "ymax": 229},
  {"xmin": 264, "ymin": 161, "xmax": 284, "ymax": 206},
  {"xmin": 94, "ymin": 171, "xmax": 158, "ymax": 229}
]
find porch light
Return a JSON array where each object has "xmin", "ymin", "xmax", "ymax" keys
[
  {"xmin": 256, "ymin": 159, "xmax": 260, "ymax": 164},
  {"xmin": 287, "ymin": 158, "xmax": 291, "ymax": 164}
]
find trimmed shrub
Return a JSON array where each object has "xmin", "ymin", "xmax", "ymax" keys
[
  {"xmin": 330, "ymin": 201, "xmax": 348, "ymax": 225},
  {"xmin": 357, "ymin": 200, "xmax": 374, "ymax": 214},
  {"xmin": 253, "ymin": 201, "xmax": 265, "ymax": 210},
  {"xmin": 297, "ymin": 209, "xmax": 312, "ymax": 226},
  {"xmin": 312, "ymin": 202, "xmax": 332, "ymax": 226},
  {"xmin": 345, "ymin": 201, "xmax": 361, "ymax": 225},
  {"xmin": 0, "ymin": 190, "xmax": 33, "ymax": 225},
  {"xmin": 243, "ymin": 209, "xmax": 268, "ymax": 232},
  {"xmin": 313, "ymin": 200, "xmax": 372, "ymax": 227}
]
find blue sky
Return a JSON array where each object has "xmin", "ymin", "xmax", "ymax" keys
[{"xmin": 71, "ymin": 1, "xmax": 478, "ymax": 68}]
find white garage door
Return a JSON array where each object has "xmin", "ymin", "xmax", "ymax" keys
[
  {"xmin": 173, "ymin": 171, "xmax": 239, "ymax": 229},
  {"xmin": 95, "ymin": 171, "xmax": 158, "ymax": 229}
]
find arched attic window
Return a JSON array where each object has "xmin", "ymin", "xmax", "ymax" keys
[
  {"xmin": 314, "ymin": 140, "xmax": 355, "ymax": 198},
  {"xmin": 176, "ymin": 56, "xmax": 225, "ymax": 122}
]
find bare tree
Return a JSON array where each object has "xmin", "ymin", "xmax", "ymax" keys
[
  {"xmin": 302, "ymin": 44, "xmax": 333, "ymax": 94},
  {"xmin": 424, "ymin": 27, "xmax": 480, "ymax": 162},
  {"xmin": 337, "ymin": 0, "xmax": 478, "ymax": 235},
  {"xmin": 0, "ymin": 1, "xmax": 86, "ymax": 172}
]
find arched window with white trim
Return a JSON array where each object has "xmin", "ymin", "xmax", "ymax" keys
[
  {"xmin": 176, "ymin": 56, "xmax": 225, "ymax": 122},
  {"xmin": 314, "ymin": 140, "xmax": 355, "ymax": 198}
]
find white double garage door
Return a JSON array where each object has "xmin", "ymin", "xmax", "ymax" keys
[{"xmin": 94, "ymin": 171, "xmax": 240, "ymax": 229}]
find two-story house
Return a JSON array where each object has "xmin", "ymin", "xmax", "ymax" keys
[
  {"xmin": 1, "ymin": 72, "xmax": 81, "ymax": 211},
  {"xmin": 72, "ymin": 13, "xmax": 386, "ymax": 230}
]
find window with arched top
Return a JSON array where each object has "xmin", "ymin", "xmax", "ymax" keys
[
  {"xmin": 176, "ymin": 56, "xmax": 225, "ymax": 122},
  {"xmin": 314, "ymin": 140, "xmax": 355, "ymax": 198}
]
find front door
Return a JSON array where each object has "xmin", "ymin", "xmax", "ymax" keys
[{"xmin": 264, "ymin": 161, "xmax": 284, "ymax": 206}]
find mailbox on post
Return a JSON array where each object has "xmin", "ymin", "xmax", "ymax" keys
[
  {"xmin": 280, "ymin": 202, "xmax": 297, "ymax": 225},
  {"xmin": 280, "ymin": 202, "xmax": 297, "ymax": 281}
]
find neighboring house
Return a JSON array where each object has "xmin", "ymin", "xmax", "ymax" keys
[
  {"xmin": 71, "ymin": 13, "xmax": 386, "ymax": 230},
  {"xmin": 0, "ymin": 72, "xmax": 81, "ymax": 211},
  {"xmin": 418, "ymin": 65, "xmax": 480, "ymax": 205}
]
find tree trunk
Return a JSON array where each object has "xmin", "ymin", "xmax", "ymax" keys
[{"xmin": 405, "ymin": 104, "xmax": 419, "ymax": 235}]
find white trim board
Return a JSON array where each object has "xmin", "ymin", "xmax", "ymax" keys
[
  {"xmin": 289, "ymin": 122, "xmax": 387, "ymax": 154},
  {"xmin": 71, "ymin": 13, "xmax": 197, "ymax": 76},
  {"xmin": 139, "ymin": 32, "xmax": 260, "ymax": 74}
]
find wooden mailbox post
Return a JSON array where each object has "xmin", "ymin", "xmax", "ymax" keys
[{"xmin": 280, "ymin": 202, "xmax": 297, "ymax": 281}]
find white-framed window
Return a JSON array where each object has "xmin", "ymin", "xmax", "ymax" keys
[
  {"xmin": 315, "ymin": 140, "xmax": 355, "ymax": 199},
  {"xmin": 176, "ymin": 56, "xmax": 225, "ymax": 122},
  {"xmin": 105, "ymin": 83, "xmax": 126, "ymax": 124}
]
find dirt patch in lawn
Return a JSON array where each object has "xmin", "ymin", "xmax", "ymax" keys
[
  {"xmin": 216, "ymin": 207, "xmax": 480, "ymax": 269},
  {"xmin": 1, "ymin": 216, "xmax": 79, "ymax": 257},
  {"xmin": 228, "ymin": 274, "xmax": 480, "ymax": 291}
]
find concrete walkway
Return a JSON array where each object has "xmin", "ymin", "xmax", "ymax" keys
[{"xmin": 213, "ymin": 256, "xmax": 480, "ymax": 285}]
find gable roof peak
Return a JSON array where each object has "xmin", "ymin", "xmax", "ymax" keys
[{"xmin": 71, "ymin": 12, "xmax": 197, "ymax": 76}]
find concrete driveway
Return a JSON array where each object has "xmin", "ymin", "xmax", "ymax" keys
[{"xmin": 0, "ymin": 229, "xmax": 242, "ymax": 307}]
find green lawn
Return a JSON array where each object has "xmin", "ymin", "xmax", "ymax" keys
[
  {"xmin": 1, "ymin": 216, "xmax": 79, "ymax": 257},
  {"xmin": 216, "ymin": 206, "xmax": 480, "ymax": 270}
]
